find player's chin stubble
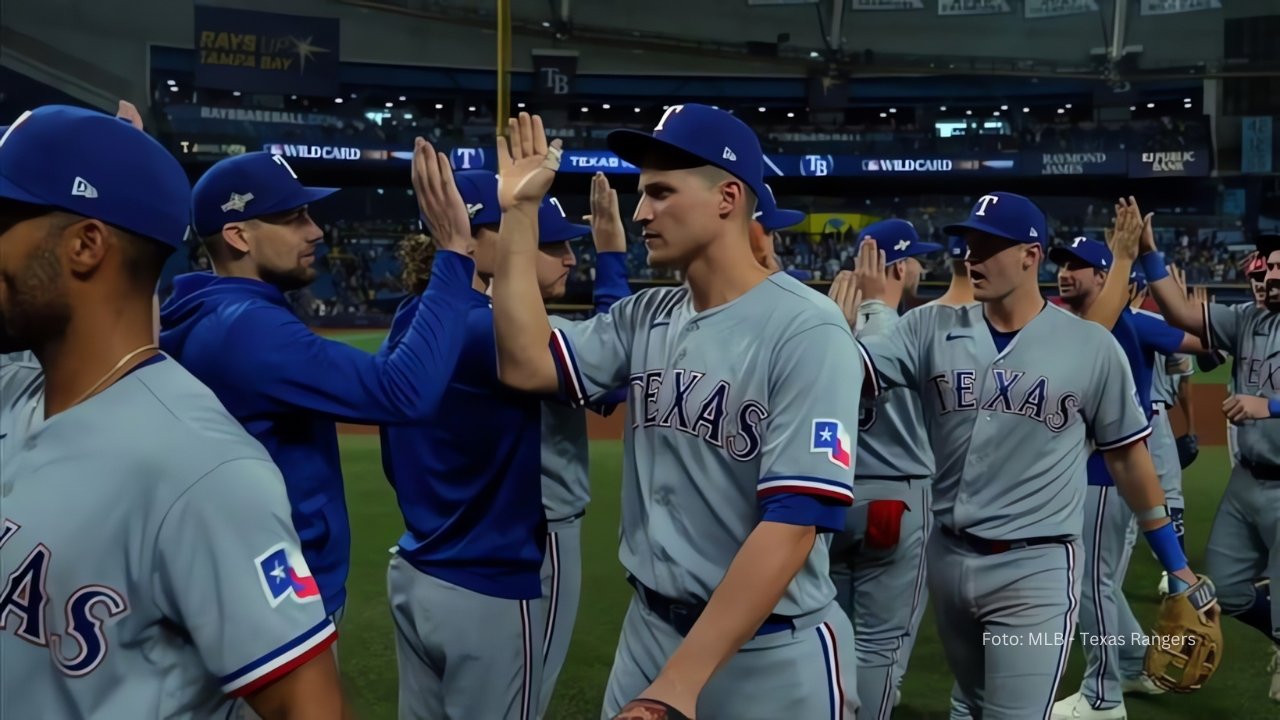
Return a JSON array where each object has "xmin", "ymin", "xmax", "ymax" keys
[{"xmin": 3, "ymin": 240, "xmax": 72, "ymax": 351}]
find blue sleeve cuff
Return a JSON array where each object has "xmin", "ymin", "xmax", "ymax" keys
[
  {"xmin": 592, "ymin": 252, "xmax": 631, "ymax": 314},
  {"xmin": 759, "ymin": 493, "xmax": 847, "ymax": 534},
  {"xmin": 1269, "ymin": 397, "xmax": 1280, "ymax": 418},
  {"xmin": 1143, "ymin": 521, "xmax": 1189, "ymax": 574},
  {"xmin": 1138, "ymin": 251, "xmax": 1169, "ymax": 283},
  {"xmin": 426, "ymin": 251, "xmax": 477, "ymax": 295}
]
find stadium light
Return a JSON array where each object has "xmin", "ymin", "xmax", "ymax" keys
[
  {"xmin": 385, "ymin": 102, "xmax": 393, "ymax": 108},
  {"xmin": 435, "ymin": 103, "xmax": 444, "ymax": 110},
  {"xmin": 350, "ymin": 93, "xmax": 357, "ymax": 99},
  {"xmin": 399, "ymin": 96, "xmax": 406, "ymax": 102},
  {"xmin": 403, "ymin": 113, "xmax": 413, "ymax": 119},
  {"xmin": 939, "ymin": 105, "xmax": 947, "ymax": 111},
  {"xmin": 965, "ymin": 110, "xmax": 973, "ymax": 116},
  {"xmin": 809, "ymin": 51, "xmax": 820, "ymax": 58},
  {"xmin": 1022, "ymin": 107, "xmax": 1030, "ymax": 113},
  {"xmin": 1000, "ymin": 105, "xmax": 1008, "ymax": 110},
  {"xmin": 889, "ymin": 108, "xmax": 897, "ymax": 113},
  {"xmin": 758, "ymin": 106, "xmax": 766, "ymax": 112},
  {"xmin": 581, "ymin": 106, "xmax": 589, "ymax": 112},
  {"xmin": 233, "ymin": 91, "xmax": 241, "ymax": 97},
  {"xmin": 542, "ymin": 21, "xmax": 551, "ymax": 28},
  {"xmin": 602, "ymin": 103, "xmax": 611, "ymax": 109},
  {"xmin": 1129, "ymin": 105, "xmax": 1136, "ymax": 111},
  {"xmin": 291, "ymin": 95, "xmax": 297, "ymax": 100},
  {"xmin": 1057, "ymin": 108, "xmax": 1065, "ymax": 114},
  {"xmin": 786, "ymin": 111, "xmax": 795, "ymax": 118},
  {"xmin": 166, "ymin": 79, "xmax": 176, "ymax": 86},
  {"xmin": 1147, "ymin": 102, "xmax": 1155, "ymax": 108},
  {"xmin": 1065, "ymin": 103, "xmax": 1072, "ymax": 109},
  {"xmin": 634, "ymin": 107, "xmax": 642, "ymax": 113},
  {"xmin": 169, "ymin": 86, "xmax": 179, "ymax": 92},
  {"xmin": 1183, "ymin": 97, "xmax": 1191, "ymax": 103},
  {"xmin": 879, "ymin": 112, "xmax": 887, "ymax": 118},
  {"xmin": 993, "ymin": 111, "xmax": 1000, "ymax": 116},
  {"xmin": 335, "ymin": 98, "xmax": 344, "ymax": 104},
  {"xmin": 468, "ymin": 106, "xmax": 476, "ymax": 112}
]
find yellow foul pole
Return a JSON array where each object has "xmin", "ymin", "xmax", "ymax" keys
[{"xmin": 497, "ymin": 0, "xmax": 512, "ymax": 136}]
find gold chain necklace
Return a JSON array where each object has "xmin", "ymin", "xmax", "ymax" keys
[{"xmin": 68, "ymin": 343, "xmax": 159, "ymax": 408}]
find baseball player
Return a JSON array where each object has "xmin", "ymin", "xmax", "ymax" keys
[
  {"xmin": 1138, "ymin": 226, "xmax": 1280, "ymax": 697},
  {"xmin": 826, "ymin": 220, "xmax": 942, "ymax": 720},
  {"xmin": 1044, "ymin": 236, "xmax": 1204, "ymax": 720},
  {"xmin": 159, "ymin": 141, "xmax": 476, "ymax": 623},
  {"xmin": 488, "ymin": 107, "xmax": 868, "ymax": 719},
  {"xmin": 852, "ymin": 191, "xmax": 1211, "ymax": 720},
  {"xmin": 0, "ymin": 105, "xmax": 345, "ymax": 718},
  {"xmin": 1225, "ymin": 253, "xmax": 1268, "ymax": 467},
  {"xmin": 937, "ymin": 236, "xmax": 975, "ymax": 307},
  {"xmin": 538, "ymin": 172, "xmax": 633, "ymax": 718}
]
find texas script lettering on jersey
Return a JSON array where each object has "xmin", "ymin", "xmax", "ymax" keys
[
  {"xmin": 628, "ymin": 369, "xmax": 768, "ymax": 460},
  {"xmin": 0, "ymin": 519, "xmax": 128, "ymax": 676},
  {"xmin": 926, "ymin": 368, "xmax": 1081, "ymax": 432}
]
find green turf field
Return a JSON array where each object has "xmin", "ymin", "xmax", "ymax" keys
[
  {"xmin": 335, "ymin": 437, "xmax": 1277, "ymax": 720},
  {"xmin": 325, "ymin": 328, "xmax": 1268, "ymax": 718}
]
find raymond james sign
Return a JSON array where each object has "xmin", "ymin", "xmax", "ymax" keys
[
  {"xmin": 1128, "ymin": 150, "xmax": 1210, "ymax": 178},
  {"xmin": 1031, "ymin": 151, "xmax": 1125, "ymax": 175}
]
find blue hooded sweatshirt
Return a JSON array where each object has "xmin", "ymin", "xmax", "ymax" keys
[{"xmin": 159, "ymin": 250, "xmax": 476, "ymax": 615}]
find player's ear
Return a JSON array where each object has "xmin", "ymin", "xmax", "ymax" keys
[
  {"xmin": 62, "ymin": 217, "xmax": 112, "ymax": 275},
  {"xmin": 718, "ymin": 179, "xmax": 746, "ymax": 220},
  {"xmin": 220, "ymin": 223, "xmax": 252, "ymax": 255}
]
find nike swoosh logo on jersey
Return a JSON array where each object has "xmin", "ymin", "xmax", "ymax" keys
[{"xmin": 945, "ymin": 332, "xmax": 971, "ymax": 341}]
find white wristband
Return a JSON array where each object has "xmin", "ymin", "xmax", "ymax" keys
[{"xmin": 1135, "ymin": 505, "xmax": 1169, "ymax": 522}]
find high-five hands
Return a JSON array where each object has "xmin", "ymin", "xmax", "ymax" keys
[
  {"xmin": 1108, "ymin": 196, "xmax": 1150, "ymax": 262},
  {"xmin": 496, "ymin": 112, "xmax": 563, "ymax": 212},
  {"xmin": 585, "ymin": 171, "xmax": 627, "ymax": 253},
  {"xmin": 411, "ymin": 137, "xmax": 472, "ymax": 255}
]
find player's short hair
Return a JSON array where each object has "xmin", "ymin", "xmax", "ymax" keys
[{"xmin": 639, "ymin": 145, "xmax": 759, "ymax": 215}]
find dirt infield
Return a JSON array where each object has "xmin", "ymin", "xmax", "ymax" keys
[{"xmin": 340, "ymin": 383, "xmax": 1231, "ymax": 443}]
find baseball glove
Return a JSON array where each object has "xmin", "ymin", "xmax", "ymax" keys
[
  {"xmin": 613, "ymin": 698, "xmax": 692, "ymax": 720},
  {"xmin": 1144, "ymin": 574, "xmax": 1223, "ymax": 692},
  {"xmin": 1175, "ymin": 433, "xmax": 1199, "ymax": 469}
]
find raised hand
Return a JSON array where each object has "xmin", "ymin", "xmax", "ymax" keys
[
  {"xmin": 826, "ymin": 270, "xmax": 863, "ymax": 332},
  {"xmin": 1109, "ymin": 196, "xmax": 1146, "ymax": 262},
  {"xmin": 585, "ymin": 171, "xmax": 626, "ymax": 253},
  {"xmin": 853, "ymin": 237, "xmax": 888, "ymax": 302},
  {"xmin": 410, "ymin": 137, "xmax": 472, "ymax": 255},
  {"xmin": 116, "ymin": 100, "xmax": 144, "ymax": 131},
  {"xmin": 496, "ymin": 111, "xmax": 563, "ymax": 211}
]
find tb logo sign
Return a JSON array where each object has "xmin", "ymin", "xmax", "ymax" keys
[
  {"xmin": 800, "ymin": 155, "xmax": 833, "ymax": 177},
  {"xmin": 539, "ymin": 68, "xmax": 571, "ymax": 96}
]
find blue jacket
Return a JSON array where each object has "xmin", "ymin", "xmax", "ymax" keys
[
  {"xmin": 380, "ymin": 251, "xmax": 631, "ymax": 599},
  {"xmin": 159, "ymin": 251, "xmax": 476, "ymax": 615}
]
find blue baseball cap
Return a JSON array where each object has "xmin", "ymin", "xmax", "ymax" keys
[
  {"xmin": 943, "ymin": 191, "xmax": 1047, "ymax": 247},
  {"xmin": 0, "ymin": 105, "xmax": 192, "ymax": 250},
  {"xmin": 1129, "ymin": 269, "xmax": 1147, "ymax": 291},
  {"xmin": 192, "ymin": 151, "xmax": 337, "ymax": 237},
  {"xmin": 452, "ymin": 170, "xmax": 502, "ymax": 228},
  {"xmin": 539, "ymin": 195, "xmax": 590, "ymax": 244},
  {"xmin": 1048, "ymin": 237, "xmax": 1112, "ymax": 271},
  {"xmin": 857, "ymin": 219, "xmax": 943, "ymax": 265},
  {"xmin": 947, "ymin": 235, "xmax": 968, "ymax": 260},
  {"xmin": 607, "ymin": 104, "xmax": 767, "ymax": 206},
  {"xmin": 755, "ymin": 184, "xmax": 805, "ymax": 232}
]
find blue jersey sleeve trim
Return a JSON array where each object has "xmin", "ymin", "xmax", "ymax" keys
[
  {"xmin": 759, "ymin": 494, "xmax": 847, "ymax": 533},
  {"xmin": 1269, "ymin": 397, "xmax": 1280, "ymax": 418},
  {"xmin": 1096, "ymin": 424, "xmax": 1153, "ymax": 452},
  {"xmin": 549, "ymin": 327, "xmax": 587, "ymax": 408},
  {"xmin": 758, "ymin": 475, "xmax": 854, "ymax": 505},
  {"xmin": 218, "ymin": 617, "xmax": 336, "ymax": 694},
  {"xmin": 855, "ymin": 339, "xmax": 881, "ymax": 400}
]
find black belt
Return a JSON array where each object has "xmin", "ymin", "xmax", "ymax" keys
[
  {"xmin": 1242, "ymin": 460, "xmax": 1280, "ymax": 481},
  {"xmin": 628, "ymin": 576, "xmax": 795, "ymax": 637},
  {"xmin": 940, "ymin": 525, "xmax": 1068, "ymax": 555}
]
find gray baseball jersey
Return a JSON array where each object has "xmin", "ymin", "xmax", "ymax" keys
[
  {"xmin": 860, "ymin": 302, "xmax": 1151, "ymax": 541},
  {"xmin": 1150, "ymin": 352, "xmax": 1189, "ymax": 407},
  {"xmin": 1204, "ymin": 302, "xmax": 1280, "ymax": 463},
  {"xmin": 540, "ymin": 315, "xmax": 593, "ymax": 521},
  {"xmin": 0, "ymin": 356, "xmax": 335, "ymax": 719},
  {"xmin": 550, "ymin": 274, "xmax": 867, "ymax": 615},
  {"xmin": 853, "ymin": 300, "xmax": 934, "ymax": 480}
]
